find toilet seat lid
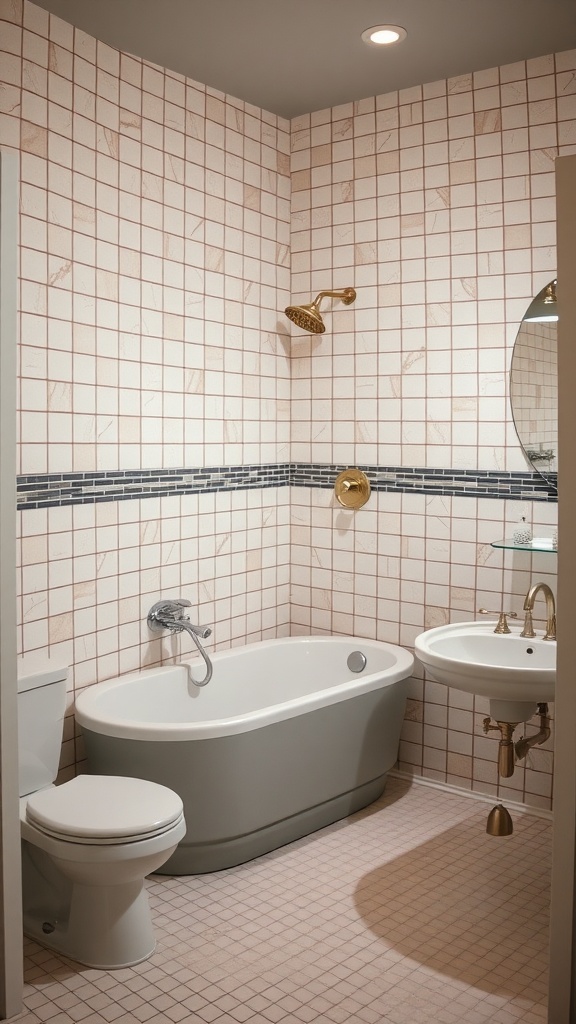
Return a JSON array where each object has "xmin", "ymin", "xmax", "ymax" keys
[{"xmin": 26, "ymin": 776, "xmax": 184, "ymax": 843}]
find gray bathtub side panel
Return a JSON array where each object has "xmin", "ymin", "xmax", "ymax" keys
[{"xmin": 79, "ymin": 678, "xmax": 408, "ymax": 869}]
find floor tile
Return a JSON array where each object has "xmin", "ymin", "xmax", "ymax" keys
[{"xmin": 17, "ymin": 778, "xmax": 550, "ymax": 1023}]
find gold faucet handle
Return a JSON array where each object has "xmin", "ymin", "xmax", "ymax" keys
[
  {"xmin": 334, "ymin": 469, "xmax": 371, "ymax": 509},
  {"xmin": 478, "ymin": 609, "xmax": 518, "ymax": 634}
]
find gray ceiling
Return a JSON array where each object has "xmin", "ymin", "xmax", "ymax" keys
[{"xmin": 33, "ymin": 0, "xmax": 576, "ymax": 120}]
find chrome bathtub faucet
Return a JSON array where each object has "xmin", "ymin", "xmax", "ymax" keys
[
  {"xmin": 148, "ymin": 598, "xmax": 211, "ymax": 638},
  {"xmin": 147, "ymin": 599, "xmax": 213, "ymax": 686}
]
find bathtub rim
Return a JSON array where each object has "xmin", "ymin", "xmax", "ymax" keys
[{"xmin": 74, "ymin": 635, "xmax": 414, "ymax": 741}]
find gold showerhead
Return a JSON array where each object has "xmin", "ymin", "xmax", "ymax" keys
[
  {"xmin": 285, "ymin": 287, "xmax": 356, "ymax": 334},
  {"xmin": 285, "ymin": 298, "xmax": 326, "ymax": 334}
]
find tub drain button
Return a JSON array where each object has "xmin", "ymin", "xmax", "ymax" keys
[{"xmin": 347, "ymin": 651, "xmax": 367, "ymax": 673}]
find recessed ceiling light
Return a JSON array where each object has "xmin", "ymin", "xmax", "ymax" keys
[{"xmin": 361, "ymin": 25, "xmax": 407, "ymax": 47}]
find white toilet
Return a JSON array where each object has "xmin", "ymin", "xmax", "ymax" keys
[{"xmin": 18, "ymin": 656, "xmax": 186, "ymax": 969}]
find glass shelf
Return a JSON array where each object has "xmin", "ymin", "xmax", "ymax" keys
[{"xmin": 491, "ymin": 537, "xmax": 557, "ymax": 552}]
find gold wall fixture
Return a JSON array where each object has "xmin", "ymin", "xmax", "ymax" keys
[
  {"xmin": 486, "ymin": 803, "xmax": 514, "ymax": 837},
  {"xmin": 523, "ymin": 278, "xmax": 558, "ymax": 322},
  {"xmin": 334, "ymin": 469, "xmax": 371, "ymax": 509},
  {"xmin": 483, "ymin": 718, "xmax": 517, "ymax": 777},
  {"xmin": 284, "ymin": 288, "xmax": 356, "ymax": 334},
  {"xmin": 483, "ymin": 702, "xmax": 551, "ymax": 836},
  {"xmin": 515, "ymin": 703, "xmax": 550, "ymax": 761}
]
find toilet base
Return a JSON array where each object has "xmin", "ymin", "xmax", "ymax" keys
[
  {"xmin": 23, "ymin": 880, "xmax": 155, "ymax": 969},
  {"xmin": 21, "ymin": 838, "xmax": 174, "ymax": 969}
]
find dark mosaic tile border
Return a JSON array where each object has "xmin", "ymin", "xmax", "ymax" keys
[
  {"xmin": 16, "ymin": 463, "xmax": 557, "ymax": 510},
  {"xmin": 16, "ymin": 464, "xmax": 291, "ymax": 510},
  {"xmin": 294, "ymin": 464, "xmax": 558, "ymax": 502}
]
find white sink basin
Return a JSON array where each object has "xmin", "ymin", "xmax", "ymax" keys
[{"xmin": 414, "ymin": 621, "xmax": 555, "ymax": 721}]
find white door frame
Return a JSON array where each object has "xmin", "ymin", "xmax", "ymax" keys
[{"xmin": 0, "ymin": 149, "xmax": 22, "ymax": 1017}]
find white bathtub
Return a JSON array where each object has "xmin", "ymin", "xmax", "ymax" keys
[{"xmin": 75, "ymin": 635, "xmax": 414, "ymax": 872}]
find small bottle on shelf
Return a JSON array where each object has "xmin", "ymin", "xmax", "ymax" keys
[{"xmin": 512, "ymin": 515, "xmax": 533, "ymax": 546}]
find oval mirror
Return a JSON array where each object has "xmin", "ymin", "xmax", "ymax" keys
[{"xmin": 510, "ymin": 279, "xmax": 558, "ymax": 489}]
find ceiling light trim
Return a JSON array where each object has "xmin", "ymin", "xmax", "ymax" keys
[{"xmin": 361, "ymin": 25, "xmax": 407, "ymax": 47}]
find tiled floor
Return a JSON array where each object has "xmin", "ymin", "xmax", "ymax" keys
[{"xmin": 17, "ymin": 778, "xmax": 550, "ymax": 1024}]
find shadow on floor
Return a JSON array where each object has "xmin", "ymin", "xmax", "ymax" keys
[{"xmin": 353, "ymin": 806, "xmax": 551, "ymax": 999}]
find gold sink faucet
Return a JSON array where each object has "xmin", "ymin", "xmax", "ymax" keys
[{"xmin": 520, "ymin": 582, "xmax": 557, "ymax": 640}]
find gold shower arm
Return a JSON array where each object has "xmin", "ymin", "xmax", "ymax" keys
[
  {"xmin": 284, "ymin": 286, "xmax": 356, "ymax": 334},
  {"xmin": 313, "ymin": 288, "xmax": 356, "ymax": 307}
]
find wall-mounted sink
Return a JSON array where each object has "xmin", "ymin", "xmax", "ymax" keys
[{"xmin": 414, "ymin": 621, "xmax": 556, "ymax": 722}]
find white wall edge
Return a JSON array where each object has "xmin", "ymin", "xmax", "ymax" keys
[{"xmin": 390, "ymin": 769, "xmax": 554, "ymax": 822}]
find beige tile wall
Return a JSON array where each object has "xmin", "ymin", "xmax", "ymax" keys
[
  {"xmin": 286, "ymin": 52, "xmax": 573, "ymax": 807},
  {"xmin": 2, "ymin": 0, "xmax": 293, "ymax": 775},
  {"xmin": 2, "ymin": 0, "xmax": 573, "ymax": 806},
  {"xmin": 290, "ymin": 487, "xmax": 557, "ymax": 808}
]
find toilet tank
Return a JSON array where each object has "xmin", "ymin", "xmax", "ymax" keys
[{"xmin": 18, "ymin": 657, "xmax": 69, "ymax": 797}]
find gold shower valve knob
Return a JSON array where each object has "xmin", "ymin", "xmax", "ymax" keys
[{"xmin": 334, "ymin": 469, "xmax": 371, "ymax": 509}]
